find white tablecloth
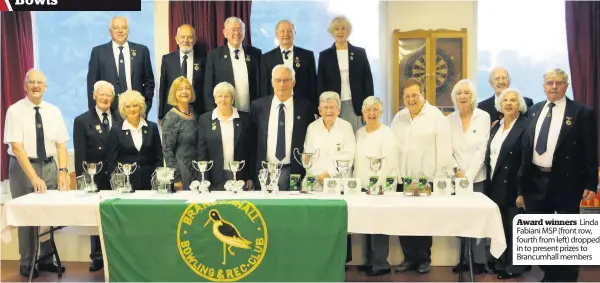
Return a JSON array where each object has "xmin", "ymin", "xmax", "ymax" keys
[{"xmin": 1, "ymin": 190, "xmax": 506, "ymax": 258}]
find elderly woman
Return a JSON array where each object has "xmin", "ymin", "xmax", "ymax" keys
[
  {"xmin": 107, "ymin": 90, "xmax": 163, "ymax": 191},
  {"xmin": 162, "ymin": 77, "xmax": 199, "ymax": 190},
  {"xmin": 317, "ymin": 16, "xmax": 374, "ymax": 133},
  {"xmin": 197, "ymin": 82, "xmax": 253, "ymax": 191},
  {"xmin": 353, "ymin": 96, "xmax": 398, "ymax": 276},
  {"xmin": 484, "ymin": 88, "xmax": 528, "ymax": 279},
  {"xmin": 447, "ymin": 79, "xmax": 491, "ymax": 274}
]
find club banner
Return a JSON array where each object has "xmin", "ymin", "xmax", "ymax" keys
[
  {"xmin": 1, "ymin": 0, "xmax": 140, "ymax": 11},
  {"xmin": 99, "ymin": 198, "xmax": 348, "ymax": 282}
]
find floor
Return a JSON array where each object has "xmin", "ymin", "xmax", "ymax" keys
[{"xmin": 2, "ymin": 261, "xmax": 600, "ymax": 282}]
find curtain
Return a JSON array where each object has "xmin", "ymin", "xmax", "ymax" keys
[
  {"xmin": 566, "ymin": 1, "xmax": 600, "ymax": 165},
  {"xmin": 1, "ymin": 12, "xmax": 34, "ymax": 180},
  {"xmin": 169, "ymin": 0, "xmax": 252, "ymax": 53}
]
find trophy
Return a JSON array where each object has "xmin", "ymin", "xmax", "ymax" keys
[
  {"xmin": 110, "ymin": 171, "xmax": 127, "ymax": 193},
  {"xmin": 366, "ymin": 156, "xmax": 386, "ymax": 195},
  {"xmin": 117, "ymin": 162, "xmax": 137, "ymax": 193},
  {"xmin": 289, "ymin": 174, "xmax": 301, "ymax": 191},
  {"xmin": 385, "ymin": 177, "xmax": 396, "ymax": 193},
  {"xmin": 334, "ymin": 159, "xmax": 351, "ymax": 194},
  {"xmin": 226, "ymin": 160, "xmax": 245, "ymax": 193},
  {"xmin": 192, "ymin": 160, "xmax": 213, "ymax": 193},
  {"xmin": 258, "ymin": 169, "xmax": 269, "ymax": 193},
  {"xmin": 293, "ymin": 148, "xmax": 319, "ymax": 193},
  {"xmin": 82, "ymin": 161, "xmax": 103, "ymax": 193},
  {"xmin": 152, "ymin": 166, "xmax": 175, "ymax": 194},
  {"xmin": 76, "ymin": 173, "xmax": 92, "ymax": 193},
  {"xmin": 261, "ymin": 161, "xmax": 283, "ymax": 193}
]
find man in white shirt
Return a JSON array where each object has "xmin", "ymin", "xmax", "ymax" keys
[
  {"xmin": 390, "ymin": 78, "xmax": 454, "ymax": 274},
  {"xmin": 4, "ymin": 69, "xmax": 69, "ymax": 278}
]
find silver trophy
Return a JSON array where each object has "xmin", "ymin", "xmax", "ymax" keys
[
  {"xmin": 258, "ymin": 169, "xmax": 269, "ymax": 194},
  {"xmin": 293, "ymin": 148, "xmax": 320, "ymax": 193},
  {"xmin": 110, "ymin": 171, "xmax": 127, "ymax": 193},
  {"xmin": 192, "ymin": 160, "xmax": 213, "ymax": 193},
  {"xmin": 117, "ymin": 162, "xmax": 137, "ymax": 193},
  {"xmin": 226, "ymin": 160, "xmax": 245, "ymax": 193},
  {"xmin": 261, "ymin": 161, "xmax": 283, "ymax": 192},
  {"xmin": 366, "ymin": 156, "xmax": 386, "ymax": 195},
  {"xmin": 334, "ymin": 160, "xmax": 351, "ymax": 194},
  {"xmin": 82, "ymin": 161, "xmax": 103, "ymax": 193},
  {"xmin": 152, "ymin": 166, "xmax": 175, "ymax": 194}
]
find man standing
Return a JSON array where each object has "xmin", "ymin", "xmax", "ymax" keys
[
  {"xmin": 73, "ymin": 80, "xmax": 121, "ymax": 272},
  {"xmin": 260, "ymin": 20, "xmax": 317, "ymax": 111},
  {"xmin": 390, "ymin": 78, "xmax": 454, "ymax": 274},
  {"xmin": 158, "ymin": 24, "xmax": 206, "ymax": 122},
  {"xmin": 478, "ymin": 67, "xmax": 534, "ymax": 124},
  {"xmin": 4, "ymin": 69, "xmax": 69, "ymax": 278},
  {"xmin": 87, "ymin": 16, "xmax": 155, "ymax": 114},
  {"xmin": 204, "ymin": 17, "xmax": 262, "ymax": 112},
  {"xmin": 518, "ymin": 69, "xmax": 597, "ymax": 282},
  {"xmin": 251, "ymin": 64, "xmax": 315, "ymax": 190}
]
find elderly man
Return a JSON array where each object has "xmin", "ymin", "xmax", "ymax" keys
[
  {"xmin": 390, "ymin": 78, "xmax": 454, "ymax": 274},
  {"xmin": 260, "ymin": 20, "xmax": 317, "ymax": 111},
  {"xmin": 87, "ymin": 16, "xmax": 155, "ymax": 114},
  {"xmin": 204, "ymin": 17, "xmax": 262, "ymax": 112},
  {"xmin": 478, "ymin": 67, "xmax": 534, "ymax": 124},
  {"xmin": 158, "ymin": 24, "xmax": 207, "ymax": 122},
  {"xmin": 517, "ymin": 69, "xmax": 597, "ymax": 282},
  {"xmin": 251, "ymin": 64, "xmax": 315, "ymax": 190},
  {"xmin": 4, "ymin": 69, "xmax": 69, "ymax": 278},
  {"xmin": 73, "ymin": 80, "xmax": 121, "ymax": 272}
]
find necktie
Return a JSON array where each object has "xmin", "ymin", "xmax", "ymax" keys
[
  {"xmin": 535, "ymin": 102, "xmax": 556, "ymax": 155},
  {"xmin": 275, "ymin": 103, "xmax": 286, "ymax": 161},
  {"xmin": 234, "ymin": 49, "xmax": 240, "ymax": 60},
  {"xmin": 102, "ymin": 112, "xmax": 109, "ymax": 131},
  {"xmin": 118, "ymin": 46, "xmax": 127, "ymax": 93},
  {"xmin": 282, "ymin": 50, "xmax": 290, "ymax": 60},
  {"xmin": 34, "ymin": 106, "xmax": 47, "ymax": 160},
  {"xmin": 182, "ymin": 54, "xmax": 188, "ymax": 78}
]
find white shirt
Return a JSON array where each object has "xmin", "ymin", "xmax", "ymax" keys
[
  {"xmin": 533, "ymin": 96, "xmax": 566, "ymax": 167},
  {"xmin": 4, "ymin": 98, "xmax": 69, "ymax": 158},
  {"xmin": 267, "ymin": 96, "xmax": 294, "ymax": 164},
  {"xmin": 122, "ymin": 119, "xmax": 148, "ymax": 151},
  {"xmin": 447, "ymin": 108, "xmax": 491, "ymax": 183},
  {"xmin": 96, "ymin": 106, "xmax": 112, "ymax": 129},
  {"xmin": 337, "ymin": 50, "xmax": 352, "ymax": 101},
  {"xmin": 180, "ymin": 49, "xmax": 194, "ymax": 85},
  {"xmin": 353, "ymin": 125, "xmax": 399, "ymax": 189},
  {"xmin": 280, "ymin": 46, "xmax": 294, "ymax": 70},
  {"xmin": 112, "ymin": 41, "xmax": 132, "ymax": 91},
  {"xmin": 304, "ymin": 117, "xmax": 356, "ymax": 177},
  {"xmin": 390, "ymin": 102, "xmax": 454, "ymax": 179},
  {"xmin": 228, "ymin": 44, "xmax": 250, "ymax": 112},
  {"xmin": 489, "ymin": 117, "xmax": 517, "ymax": 179},
  {"xmin": 212, "ymin": 108, "xmax": 240, "ymax": 170}
]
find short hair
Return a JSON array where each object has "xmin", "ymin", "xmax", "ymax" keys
[
  {"xmin": 167, "ymin": 77, "xmax": 196, "ymax": 106},
  {"xmin": 327, "ymin": 16, "xmax": 352, "ymax": 36},
  {"xmin": 109, "ymin": 16, "xmax": 128, "ymax": 29},
  {"xmin": 93, "ymin": 80, "xmax": 115, "ymax": 96},
  {"xmin": 361, "ymin": 96, "xmax": 383, "ymax": 112},
  {"xmin": 213, "ymin": 81, "xmax": 236, "ymax": 99},
  {"xmin": 402, "ymin": 77, "xmax": 425, "ymax": 95},
  {"xmin": 275, "ymin": 19, "xmax": 295, "ymax": 31},
  {"xmin": 319, "ymin": 91, "xmax": 341, "ymax": 109},
  {"xmin": 543, "ymin": 68, "xmax": 569, "ymax": 83},
  {"xmin": 271, "ymin": 64, "xmax": 296, "ymax": 82},
  {"xmin": 224, "ymin": 17, "xmax": 246, "ymax": 31},
  {"xmin": 495, "ymin": 88, "xmax": 528, "ymax": 114},
  {"xmin": 24, "ymin": 68, "xmax": 46, "ymax": 85},
  {"xmin": 488, "ymin": 67, "xmax": 511, "ymax": 84},
  {"xmin": 118, "ymin": 90, "xmax": 147, "ymax": 120},
  {"xmin": 176, "ymin": 24, "xmax": 196, "ymax": 37},
  {"xmin": 450, "ymin": 79, "xmax": 477, "ymax": 111}
]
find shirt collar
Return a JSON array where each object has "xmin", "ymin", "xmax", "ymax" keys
[
  {"xmin": 280, "ymin": 46, "xmax": 293, "ymax": 53},
  {"xmin": 95, "ymin": 106, "xmax": 111, "ymax": 118},
  {"xmin": 211, "ymin": 107, "xmax": 240, "ymax": 121},
  {"xmin": 180, "ymin": 49, "xmax": 194, "ymax": 60},
  {"xmin": 23, "ymin": 96, "xmax": 44, "ymax": 108},
  {"xmin": 227, "ymin": 43, "xmax": 242, "ymax": 53},
  {"xmin": 318, "ymin": 117, "xmax": 341, "ymax": 130},
  {"xmin": 545, "ymin": 95, "xmax": 567, "ymax": 107},
  {"xmin": 112, "ymin": 41, "xmax": 129, "ymax": 50},
  {"xmin": 272, "ymin": 95, "xmax": 293, "ymax": 109},
  {"xmin": 122, "ymin": 118, "xmax": 147, "ymax": 130}
]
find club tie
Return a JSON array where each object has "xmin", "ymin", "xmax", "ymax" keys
[
  {"xmin": 118, "ymin": 46, "xmax": 127, "ymax": 93},
  {"xmin": 276, "ymin": 103, "xmax": 286, "ymax": 161},
  {"xmin": 34, "ymin": 106, "xmax": 47, "ymax": 160},
  {"xmin": 282, "ymin": 50, "xmax": 290, "ymax": 60},
  {"xmin": 102, "ymin": 112, "xmax": 109, "ymax": 131},
  {"xmin": 182, "ymin": 54, "xmax": 188, "ymax": 77},
  {"xmin": 535, "ymin": 102, "xmax": 556, "ymax": 155},
  {"xmin": 234, "ymin": 49, "xmax": 240, "ymax": 60}
]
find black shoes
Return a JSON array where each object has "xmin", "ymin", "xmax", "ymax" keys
[
  {"xmin": 366, "ymin": 268, "xmax": 391, "ymax": 276},
  {"xmin": 37, "ymin": 262, "xmax": 66, "ymax": 273},
  {"xmin": 497, "ymin": 270, "xmax": 522, "ymax": 279},
  {"xmin": 19, "ymin": 265, "xmax": 38, "ymax": 278},
  {"xmin": 89, "ymin": 260, "xmax": 104, "ymax": 272}
]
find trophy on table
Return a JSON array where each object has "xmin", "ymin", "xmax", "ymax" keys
[
  {"xmin": 151, "ymin": 166, "xmax": 175, "ymax": 194},
  {"xmin": 82, "ymin": 161, "xmax": 103, "ymax": 193},
  {"xmin": 335, "ymin": 159, "xmax": 351, "ymax": 194},
  {"xmin": 293, "ymin": 148, "xmax": 319, "ymax": 193},
  {"xmin": 366, "ymin": 156, "xmax": 386, "ymax": 195},
  {"xmin": 192, "ymin": 160, "xmax": 213, "ymax": 193},
  {"xmin": 225, "ymin": 160, "xmax": 245, "ymax": 193},
  {"xmin": 258, "ymin": 169, "xmax": 269, "ymax": 193},
  {"xmin": 117, "ymin": 162, "xmax": 137, "ymax": 193},
  {"xmin": 261, "ymin": 161, "xmax": 283, "ymax": 193},
  {"xmin": 76, "ymin": 173, "xmax": 92, "ymax": 193},
  {"xmin": 110, "ymin": 171, "xmax": 126, "ymax": 193}
]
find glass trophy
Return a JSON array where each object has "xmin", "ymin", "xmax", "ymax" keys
[
  {"xmin": 82, "ymin": 161, "xmax": 102, "ymax": 193},
  {"xmin": 335, "ymin": 160, "xmax": 351, "ymax": 195},
  {"xmin": 289, "ymin": 174, "xmax": 301, "ymax": 191},
  {"xmin": 385, "ymin": 177, "xmax": 396, "ymax": 193},
  {"xmin": 152, "ymin": 166, "xmax": 175, "ymax": 194},
  {"xmin": 76, "ymin": 173, "xmax": 92, "ymax": 193},
  {"xmin": 261, "ymin": 161, "xmax": 283, "ymax": 192},
  {"xmin": 117, "ymin": 162, "xmax": 137, "ymax": 193},
  {"xmin": 258, "ymin": 169, "xmax": 269, "ymax": 194},
  {"xmin": 192, "ymin": 160, "xmax": 213, "ymax": 193},
  {"xmin": 226, "ymin": 160, "xmax": 245, "ymax": 193},
  {"xmin": 110, "ymin": 171, "xmax": 127, "ymax": 193},
  {"xmin": 293, "ymin": 148, "xmax": 319, "ymax": 194},
  {"xmin": 366, "ymin": 156, "xmax": 386, "ymax": 195}
]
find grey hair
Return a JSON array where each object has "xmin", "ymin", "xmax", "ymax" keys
[
  {"xmin": 327, "ymin": 16, "xmax": 352, "ymax": 36},
  {"xmin": 543, "ymin": 68, "xmax": 570, "ymax": 83},
  {"xmin": 271, "ymin": 64, "xmax": 296, "ymax": 82},
  {"xmin": 319, "ymin": 91, "xmax": 341, "ymax": 109},
  {"xmin": 275, "ymin": 19, "xmax": 295, "ymax": 31},
  {"xmin": 495, "ymin": 88, "xmax": 528, "ymax": 114},
  {"xmin": 361, "ymin": 96, "xmax": 383, "ymax": 112},
  {"xmin": 450, "ymin": 79, "xmax": 477, "ymax": 112},
  {"xmin": 118, "ymin": 90, "xmax": 147, "ymax": 120},
  {"xmin": 224, "ymin": 16, "xmax": 246, "ymax": 32},
  {"xmin": 488, "ymin": 66, "xmax": 511, "ymax": 84},
  {"xmin": 213, "ymin": 81, "xmax": 236, "ymax": 98},
  {"xmin": 94, "ymin": 80, "xmax": 115, "ymax": 96},
  {"xmin": 23, "ymin": 68, "xmax": 46, "ymax": 85},
  {"xmin": 109, "ymin": 16, "xmax": 128, "ymax": 29}
]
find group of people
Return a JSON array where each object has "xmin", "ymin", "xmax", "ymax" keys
[{"xmin": 4, "ymin": 14, "xmax": 597, "ymax": 283}]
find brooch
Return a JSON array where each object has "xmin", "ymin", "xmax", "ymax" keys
[
  {"xmin": 131, "ymin": 49, "xmax": 136, "ymax": 57},
  {"xmin": 350, "ymin": 52, "xmax": 354, "ymax": 61},
  {"xmin": 194, "ymin": 63, "xmax": 199, "ymax": 71},
  {"xmin": 566, "ymin": 116, "xmax": 572, "ymax": 126},
  {"xmin": 224, "ymin": 54, "xmax": 228, "ymax": 59},
  {"xmin": 246, "ymin": 55, "xmax": 251, "ymax": 62},
  {"xmin": 211, "ymin": 122, "xmax": 216, "ymax": 131}
]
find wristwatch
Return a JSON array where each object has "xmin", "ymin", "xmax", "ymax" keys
[{"xmin": 59, "ymin": 168, "xmax": 68, "ymax": 173}]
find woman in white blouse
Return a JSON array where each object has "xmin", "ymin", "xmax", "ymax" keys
[
  {"xmin": 353, "ymin": 96, "xmax": 397, "ymax": 276},
  {"xmin": 447, "ymin": 79, "xmax": 491, "ymax": 274}
]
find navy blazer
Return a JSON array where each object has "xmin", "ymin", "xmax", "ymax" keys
[{"xmin": 317, "ymin": 42, "xmax": 373, "ymax": 115}]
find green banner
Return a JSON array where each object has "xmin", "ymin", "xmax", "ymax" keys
[{"xmin": 99, "ymin": 198, "xmax": 348, "ymax": 282}]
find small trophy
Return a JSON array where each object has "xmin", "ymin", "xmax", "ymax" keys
[
  {"xmin": 258, "ymin": 169, "xmax": 269, "ymax": 193},
  {"xmin": 192, "ymin": 160, "xmax": 213, "ymax": 193},
  {"xmin": 110, "ymin": 171, "xmax": 127, "ymax": 193},
  {"xmin": 434, "ymin": 167, "xmax": 452, "ymax": 196},
  {"xmin": 117, "ymin": 162, "xmax": 137, "ymax": 193},
  {"xmin": 293, "ymin": 148, "xmax": 319, "ymax": 194},
  {"xmin": 366, "ymin": 156, "xmax": 386, "ymax": 195},
  {"xmin": 76, "ymin": 173, "xmax": 92, "ymax": 193},
  {"xmin": 82, "ymin": 161, "xmax": 103, "ymax": 193},
  {"xmin": 335, "ymin": 160, "xmax": 351, "ymax": 195},
  {"xmin": 151, "ymin": 166, "xmax": 175, "ymax": 194},
  {"xmin": 261, "ymin": 161, "xmax": 283, "ymax": 193},
  {"xmin": 385, "ymin": 177, "xmax": 396, "ymax": 193},
  {"xmin": 226, "ymin": 160, "xmax": 245, "ymax": 193},
  {"xmin": 290, "ymin": 174, "xmax": 301, "ymax": 191}
]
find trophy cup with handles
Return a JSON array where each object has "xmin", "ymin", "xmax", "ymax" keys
[
  {"xmin": 334, "ymin": 159, "xmax": 351, "ymax": 194},
  {"xmin": 82, "ymin": 161, "xmax": 103, "ymax": 193},
  {"xmin": 192, "ymin": 160, "xmax": 213, "ymax": 193},
  {"xmin": 152, "ymin": 166, "xmax": 175, "ymax": 194},
  {"xmin": 261, "ymin": 161, "xmax": 283, "ymax": 193},
  {"xmin": 226, "ymin": 160, "xmax": 245, "ymax": 193},
  {"xmin": 117, "ymin": 162, "xmax": 137, "ymax": 193},
  {"xmin": 293, "ymin": 148, "xmax": 319, "ymax": 194},
  {"xmin": 366, "ymin": 156, "xmax": 386, "ymax": 195}
]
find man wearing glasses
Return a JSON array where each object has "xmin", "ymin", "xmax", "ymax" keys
[{"xmin": 478, "ymin": 67, "xmax": 534, "ymax": 125}]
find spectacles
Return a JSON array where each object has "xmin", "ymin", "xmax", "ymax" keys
[
  {"xmin": 544, "ymin": 81, "xmax": 567, "ymax": 87},
  {"xmin": 273, "ymin": 78, "xmax": 293, "ymax": 84}
]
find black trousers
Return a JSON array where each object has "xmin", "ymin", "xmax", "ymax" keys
[
  {"xmin": 496, "ymin": 206, "xmax": 527, "ymax": 273},
  {"xmin": 526, "ymin": 169, "xmax": 580, "ymax": 282},
  {"xmin": 398, "ymin": 236, "xmax": 432, "ymax": 264},
  {"xmin": 90, "ymin": 236, "xmax": 103, "ymax": 261},
  {"xmin": 346, "ymin": 235, "xmax": 352, "ymax": 262}
]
